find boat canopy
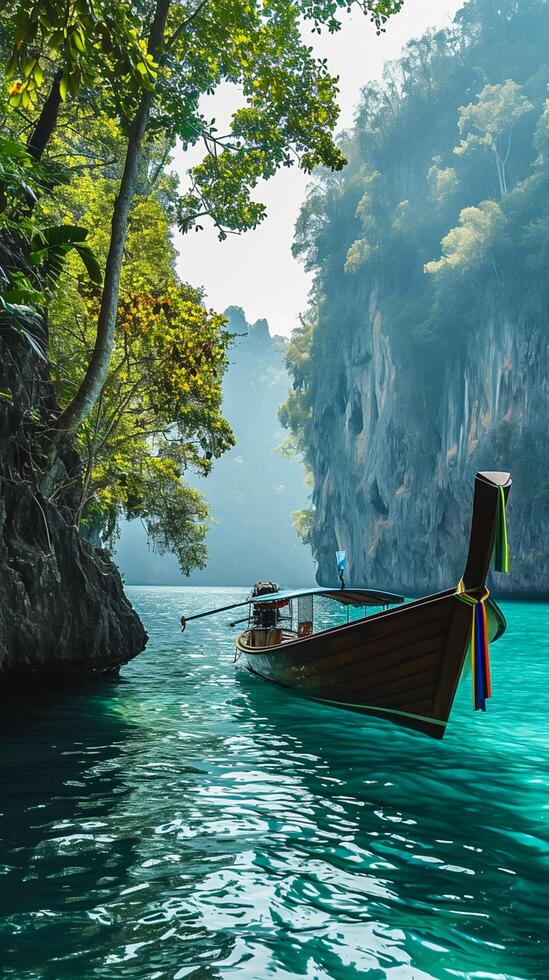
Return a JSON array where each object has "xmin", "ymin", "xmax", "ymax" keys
[
  {"xmin": 180, "ymin": 585, "xmax": 404, "ymax": 632},
  {"xmin": 251, "ymin": 587, "xmax": 404, "ymax": 607}
]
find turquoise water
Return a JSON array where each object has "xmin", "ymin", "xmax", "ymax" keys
[{"xmin": 0, "ymin": 588, "xmax": 548, "ymax": 979}]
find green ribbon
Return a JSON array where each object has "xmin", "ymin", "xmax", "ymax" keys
[{"xmin": 494, "ymin": 485, "xmax": 509, "ymax": 573}]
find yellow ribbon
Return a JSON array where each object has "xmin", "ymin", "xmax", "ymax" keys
[{"xmin": 456, "ymin": 580, "xmax": 491, "ymax": 710}]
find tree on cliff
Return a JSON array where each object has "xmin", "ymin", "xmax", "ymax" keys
[
  {"xmin": 0, "ymin": 0, "xmax": 403, "ymax": 572},
  {"xmin": 33, "ymin": 113, "xmax": 235, "ymax": 568},
  {"xmin": 454, "ymin": 81, "xmax": 533, "ymax": 198},
  {"xmin": 3, "ymin": 0, "xmax": 403, "ymax": 456}
]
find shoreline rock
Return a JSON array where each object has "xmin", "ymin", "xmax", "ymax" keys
[{"xmin": 0, "ymin": 476, "xmax": 147, "ymax": 685}]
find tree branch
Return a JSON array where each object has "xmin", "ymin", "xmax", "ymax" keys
[
  {"xmin": 165, "ymin": 0, "xmax": 210, "ymax": 52},
  {"xmin": 27, "ymin": 70, "xmax": 63, "ymax": 162},
  {"xmin": 47, "ymin": 0, "xmax": 172, "ymax": 454}
]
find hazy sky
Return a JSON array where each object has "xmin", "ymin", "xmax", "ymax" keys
[{"xmin": 172, "ymin": 0, "xmax": 463, "ymax": 337}]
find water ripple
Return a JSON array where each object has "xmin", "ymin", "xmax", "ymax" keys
[{"xmin": 0, "ymin": 588, "xmax": 547, "ymax": 979}]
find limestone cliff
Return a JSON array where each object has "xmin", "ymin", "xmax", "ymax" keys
[
  {"xmin": 308, "ymin": 292, "xmax": 549, "ymax": 596},
  {"xmin": 284, "ymin": 0, "xmax": 549, "ymax": 597},
  {"xmin": 0, "ymin": 316, "xmax": 146, "ymax": 686}
]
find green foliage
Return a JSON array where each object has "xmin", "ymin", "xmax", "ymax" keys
[
  {"xmin": 45, "ymin": 161, "xmax": 234, "ymax": 570},
  {"xmin": 131, "ymin": 461, "xmax": 211, "ymax": 577},
  {"xmin": 427, "ymin": 164, "xmax": 458, "ymax": 206},
  {"xmin": 345, "ymin": 236, "xmax": 373, "ymax": 273},
  {"xmin": 278, "ymin": 318, "xmax": 316, "ymax": 464},
  {"xmin": 456, "ymin": 81, "xmax": 533, "ymax": 156},
  {"xmin": 425, "ymin": 200, "xmax": 505, "ymax": 279},
  {"xmin": 3, "ymin": 0, "xmax": 399, "ymax": 241},
  {"xmin": 0, "ymin": 135, "xmax": 39, "ymax": 220},
  {"xmin": 284, "ymin": 320, "xmax": 314, "ymax": 390},
  {"xmin": 278, "ymin": 387, "xmax": 312, "ymax": 458},
  {"xmin": 5, "ymin": 1, "xmax": 156, "ymax": 110},
  {"xmin": 0, "ymin": 134, "xmax": 101, "ymax": 358},
  {"xmin": 454, "ymin": 80, "xmax": 533, "ymax": 197},
  {"xmin": 0, "ymin": 0, "xmax": 403, "ymax": 574},
  {"xmin": 28, "ymin": 224, "xmax": 102, "ymax": 284},
  {"xmin": 292, "ymin": 507, "xmax": 315, "ymax": 545},
  {"xmin": 533, "ymin": 98, "xmax": 549, "ymax": 164},
  {"xmin": 173, "ymin": 0, "xmax": 351, "ymax": 238}
]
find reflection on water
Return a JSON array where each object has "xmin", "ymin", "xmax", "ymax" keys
[{"xmin": 0, "ymin": 587, "xmax": 547, "ymax": 979}]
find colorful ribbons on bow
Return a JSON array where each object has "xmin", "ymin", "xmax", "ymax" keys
[
  {"xmin": 455, "ymin": 483, "xmax": 509, "ymax": 712},
  {"xmin": 456, "ymin": 581, "xmax": 492, "ymax": 712},
  {"xmin": 494, "ymin": 485, "xmax": 509, "ymax": 573}
]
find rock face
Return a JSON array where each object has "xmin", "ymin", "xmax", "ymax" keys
[
  {"xmin": 285, "ymin": 0, "xmax": 549, "ymax": 599},
  {"xmin": 0, "ymin": 479, "xmax": 147, "ymax": 684},
  {"xmin": 309, "ymin": 293, "xmax": 549, "ymax": 597},
  {"xmin": 0, "ymin": 323, "xmax": 147, "ymax": 686}
]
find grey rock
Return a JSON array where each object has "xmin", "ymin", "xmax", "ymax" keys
[
  {"xmin": 308, "ymin": 300, "xmax": 549, "ymax": 597},
  {"xmin": 0, "ymin": 306, "xmax": 147, "ymax": 685}
]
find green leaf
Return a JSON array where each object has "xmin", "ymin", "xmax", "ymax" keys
[
  {"xmin": 74, "ymin": 244, "xmax": 102, "ymax": 284},
  {"xmin": 73, "ymin": 27, "xmax": 87, "ymax": 53},
  {"xmin": 49, "ymin": 29, "xmax": 64, "ymax": 50},
  {"xmin": 0, "ymin": 139, "xmax": 30, "ymax": 159},
  {"xmin": 139, "ymin": 76, "xmax": 155, "ymax": 92},
  {"xmin": 14, "ymin": 17, "xmax": 30, "ymax": 44},
  {"xmin": 59, "ymin": 75, "xmax": 69, "ymax": 100},
  {"xmin": 69, "ymin": 71, "xmax": 81, "ymax": 97},
  {"xmin": 31, "ymin": 224, "xmax": 89, "ymax": 249},
  {"xmin": 0, "ymin": 294, "xmax": 36, "ymax": 318},
  {"xmin": 28, "ymin": 226, "xmax": 101, "ymax": 284},
  {"xmin": 28, "ymin": 248, "xmax": 48, "ymax": 266},
  {"xmin": 23, "ymin": 57, "xmax": 37, "ymax": 78},
  {"xmin": 5, "ymin": 52, "xmax": 18, "ymax": 80},
  {"xmin": 20, "ymin": 328, "xmax": 46, "ymax": 361},
  {"xmin": 2, "ymin": 288, "xmax": 34, "ymax": 304}
]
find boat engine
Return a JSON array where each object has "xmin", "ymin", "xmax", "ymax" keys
[{"xmin": 251, "ymin": 582, "xmax": 279, "ymax": 629}]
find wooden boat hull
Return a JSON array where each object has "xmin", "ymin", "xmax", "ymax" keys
[
  {"xmin": 182, "ymin": 470, "xmax": 510, "ymax": 739},
  {"xmin": 236, "ymin": 592, "xmax": 506, "ymax": 739}
]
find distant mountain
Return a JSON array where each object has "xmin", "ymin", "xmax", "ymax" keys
[{"xmin": 115, "ymin": 307, "xmax": 314, "ymax": 586}]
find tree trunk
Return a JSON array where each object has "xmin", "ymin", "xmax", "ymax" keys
[
  {"xmin": 49, "ymin": 0, "xmax": 171, "ymax": 449},
  {"xmin": 493, "ymin": 148, "xmax": 506, "ymax": 199},
  {"xmin": 27, "ymin": 70, "xmax": 63, "ymax": 161}
]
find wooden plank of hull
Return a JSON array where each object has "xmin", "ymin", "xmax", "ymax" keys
[
  {"xmin": 246, "ymin": 639, "xmax": 443, "ymax": 696},
  {"xmin": 287, "ymin": 628, "xmax": 446, "ymax": 686},
  {"xmin": 243, "ymin": 661, "xmax": 447, "ymax": 738},
  {"xmin": 237, "ymin": 594, "xmax": 474, "ymax": 739},
  {"xmin": 241, "ymin": 595, "xmax": 456, "ymax": 680},
  {"xmin": 263, "ymin": 592, "xmax": 455, "ymax": 670}
]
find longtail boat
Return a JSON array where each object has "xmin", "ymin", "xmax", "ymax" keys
[{"xmin": 181, "ymin": 471, "xmax": 511, "ymax": 738}]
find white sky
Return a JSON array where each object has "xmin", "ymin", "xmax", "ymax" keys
[{"xmin": 172, "ymin": 0, "xmax": 463, "ymax": 337}]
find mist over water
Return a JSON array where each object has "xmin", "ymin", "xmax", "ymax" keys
[{"xmin": 1, "ymin": 587, "xmax": 547, "ymax": 979}]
